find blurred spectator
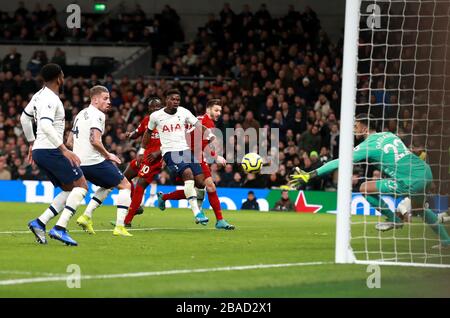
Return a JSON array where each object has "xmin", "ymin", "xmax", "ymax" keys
[
  {"xmin": 2, "ymin": 48, "xmax": 21, "ymax": 75},
  {"xmin": 241, "ymin": 191, "xmax": 260, "ymax": 210},
  {"xmin": 26, "ymin": 50, "xmax": 48, "ymax": 77},
  {"xmin": 272, "ymin": 190, "xmax": 294, "ymax": 211},
  {"xmin": 299, "ymin": 125, "xmax": 322, "ymax": 154},
  {"xmin": 50, "ymin": 48, "xmax": 66, "ymax": 66},
  {"xmin": 228, "ymin": 172, "xmax": 243, "ymax": 187},
  {"xmin": 0, "ymin": 156, "xmax": 11, "ymax": 180}
]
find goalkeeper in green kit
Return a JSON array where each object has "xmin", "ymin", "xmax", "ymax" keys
[{"xmin": 290, "ymin": 113, "xmax": 450, "ymax": 248}]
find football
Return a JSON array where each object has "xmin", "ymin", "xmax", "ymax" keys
[{"xmin": 241, "ymin": 153, "xmax": 263, "ymax": 174}]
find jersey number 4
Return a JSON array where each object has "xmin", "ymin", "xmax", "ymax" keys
[{"xmin": 72, "ymin": 118, "xmax": 79, "ymax": 138}]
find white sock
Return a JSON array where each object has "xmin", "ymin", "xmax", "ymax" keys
[
  {"xmin": 84, "ymin": 188, "xmax": 112, "ymax": 218},
  {"xmin": 56, "ymin": 187, "xmax": 87, "ymax": 229},
  {"xmin": 195, "ymin": 187, "xmax": 205, "ymax": 211},
  {"xmin": 116, "ymin": 189, "xmax": 131, "ymax": 226},
  {"xmin": 38, "ymin": 191, "xmax": 70, "ymax": 224},
  {"xmin": 184, "ymin": 180, "xmax": 200, "ymax": 216},
  {"xmin": 149, "ymin": 183, "xmax": 157, "ymax": 207}
]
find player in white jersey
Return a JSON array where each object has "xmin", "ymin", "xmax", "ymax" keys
[
  {"xmin": 20, "ymin": 63, "xmax": 88, "ymax": 246},
  {"xmin": 148, "ymin": 89, "xmax": 214, "ymax": 224},
  {"xmin": 67, "ymin": 85, "xmax": 133, "ymax": 237}
]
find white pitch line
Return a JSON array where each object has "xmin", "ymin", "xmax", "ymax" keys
[
  {"xmin": 0, "ymin": 271, "xmax": 59, "ymax": 276},
  {"xmin": 0, "ymin": 261, "xmax": 331, "ymax": 286},
  {"xmin": 0, "ymin": 227, "xmax": 215, "ymax": 235}
]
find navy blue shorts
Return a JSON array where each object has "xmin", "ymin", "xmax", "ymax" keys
[
  {"xmin": 163, "ymin": 150, "xmax": 203, "ymax": 177},
  {"xmin": 81, "ymin": 160, "xmax": 124, "ymax": 189},
  {"xmin": 32, "ymin": 149, "xmax": 83, "ymax": 187}
]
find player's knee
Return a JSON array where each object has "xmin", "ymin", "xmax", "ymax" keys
[
  {"xmin": 205, "ymin": 178, "xmax": 215, "ymax": 192},
  {"xmin": 182, "ymin": 169, "xmax": 194, "ymax": 180},
  {"xmin": 118, "ymin": 178, "xmax": 131, "ymax": 190},
  {"xmin": 74, "ymin": 177, "xmax": 88, "ymax": 190}
]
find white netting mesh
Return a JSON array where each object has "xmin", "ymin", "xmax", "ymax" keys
[{"xmin": 351, "ymin": 0, "xmax": 450, "ymax": 266}]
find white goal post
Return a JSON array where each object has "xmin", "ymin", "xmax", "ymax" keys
[{"xmin": 336, "ymin": 0, "xmax": 450, "ymax": 267}]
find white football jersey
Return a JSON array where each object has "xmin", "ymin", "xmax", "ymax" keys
[
  {"xmin": 148, "ymin": 106, "xmax": 198, "ymax": 155},
  {"xmin": 23, "ymin": 86, "xmax": 65, "ymax": 150},
  {"xmin": 72, "ymin": 105, "xmax": 106, "ymax": 166}
]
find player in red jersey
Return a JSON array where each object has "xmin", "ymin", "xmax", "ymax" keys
[
  {"xmin": 157, "ymin": 99, "xmax": 235, "ymax": 230},
  {"xmin": 118, "ymin": 97, "xmax": 164, "ymax": 226}
]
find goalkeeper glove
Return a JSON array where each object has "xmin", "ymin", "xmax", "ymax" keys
[{"xmin": 289, "ymin": 168, "xmax": 317, "ymax": 187}]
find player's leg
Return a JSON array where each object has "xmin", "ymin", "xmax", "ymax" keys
[
  {"xmin": 124, "ymin": 177, "xmax": 150, "ymax": 226},
  {"xmin": 50, "ymin": 175, "xmax": 88, "ymax": 246},
  {"xmin": 409, "ymin": 194, "xmax": 450, "ymax": 248},
  {"xmin": 123, "ymin": 160, "xmax": 138, "ymax": 196},
  {"xmin": 163, "ymin": 150, "xmax": 207, "ymax": 224},
  {"xmin": 28, "ymin": 186, "xmax": 70, "ymax": 244},
  {"xmin": 200, "ymin": 161, "xmax": 235, "ymax": 230},
  {"xmin": 148, "ymin": 181, "xmax": 158, "ymax": 207},
  {"xmin": 113, "ymin": 176, "xmax": 133, "ymax": 237},
  {"xmin": 360, "ymin": 180, "xmax": 403, "ymax": 231},
  {"xmin": 123, "ymin": 160, "xmax": 145, "ymax": 215},
  {"xmin": 182, "ymin": 167, "xmax": 208, "ymax": 224},
  {"xmin": 31, "ymin": 149, "xmax": 87, "ymax": 246},
  {"xmin": 28, "ymin": 149, "xmax": 74, "ymax": 244},
  {"xmin": 77, "ymin": 187, "xmax": 112, "ymax": 234}
]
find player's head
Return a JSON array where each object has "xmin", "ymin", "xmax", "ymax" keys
[
  {"xmin": 40, "ymin": 63, "xmax": 64, "ymax": 87},
  {"xmin": 147, "ymin": 96, "xmax": 162, "ymax": 114},
  {"xmin": 206, "ymin": 98, "xmax": 222, "ymax": 121},
  {"xmin": 165, "ymin": 89, "xmax": 181, "ymax": 110},
  {"xmin": 90, "ymin": 85, "xmax": 111, "ymax": 113},
  {"xmin": 354, "ymin": 113, "xmax": 376, "ymax": 140}
]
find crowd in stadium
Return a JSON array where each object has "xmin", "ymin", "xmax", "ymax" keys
[{"xmin": 0, "ymin": 3, "xmax": 363, "ymax": 191}]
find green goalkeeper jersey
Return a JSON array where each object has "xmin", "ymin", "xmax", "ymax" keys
[{"xmin": 316, "ymin": 132, "xmax": 432, "ymax": 191}]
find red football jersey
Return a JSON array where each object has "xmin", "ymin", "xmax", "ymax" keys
[
  {"xmin": 135, "ymin": 115, "xmax": 149, "ymax": 137},
  {"xmin": 136, "ymin": 116, "xmax": 161, "ymax": 156},
  {"xmin": 188, "ymin": 113, "xmax": 216, "ymax": 159}
]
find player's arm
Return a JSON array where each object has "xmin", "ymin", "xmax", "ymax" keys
[
  {"xmin": 126, "ymin": 117, "xmax": 148, "ymax": 140},
  {"xmin": 20, "ymin": 105, "xmax": 35, "ymax": 164},
  {"xmin": 289, "ymin": 142, "xmax": 369, "ymax": 186},
  {"xmin": 192, "ymin": 120, "xmax": 226, "ymax": 164},
  {"xmin": 66, "ymin": 131, "xmax": 74, "ymax": 150},
  {"xmin": 90, "ymin": 128, "xmax": 121, "ymax": 164}
]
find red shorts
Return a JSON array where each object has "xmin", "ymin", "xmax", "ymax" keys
[{"xmin": 138, "ymin": 161, "xmax": 162, "ymax": 183}]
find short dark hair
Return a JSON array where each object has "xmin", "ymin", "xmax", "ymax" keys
[
  {"xmin": 165, "ymin": 89, "xmax": 181, "ymax": 97},
  {"xmin": 40, "ymin": 63, "xmax": 62, "ymax": 82},
  {"xmin": 355, "ymin": 113, "xmax": 376, "ymax": 128},
  {"xmin": 206, "ymin": 98, "xmax": 222, "ymax": 109}
]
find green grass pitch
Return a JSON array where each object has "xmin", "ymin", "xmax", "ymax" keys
[{"xmin": 0, "ymin": 202, "xmax": 449, "ymax": 297}]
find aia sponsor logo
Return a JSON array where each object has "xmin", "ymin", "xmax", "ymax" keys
[{"xmin": 162, "ymin": 124, "xmax": 182, "ymax": 132}]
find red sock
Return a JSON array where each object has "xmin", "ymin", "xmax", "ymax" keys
[
  {"xmin": 130, "ymin": 181, "xmax": 135, "ymax": 198},
  {"xmin": 208, "ymin": 190, "xmax": 223, "ymax": 221},
  {"xmin": 163, "ymin": 190, "xmax": 186, "ymax": 201},
  {"xmin": 125, "ymin": 184, "xmax": 145, "ymax": 224}
]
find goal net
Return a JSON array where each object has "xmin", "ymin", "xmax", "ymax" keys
[{"xmin": 337, "ymin": 0, "xmax": 450, "ymax": 267}]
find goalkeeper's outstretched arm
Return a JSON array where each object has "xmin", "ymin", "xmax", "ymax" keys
[{"xmin": 289, "ymin": 144, "xmax": 369, "ymax": 186}]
